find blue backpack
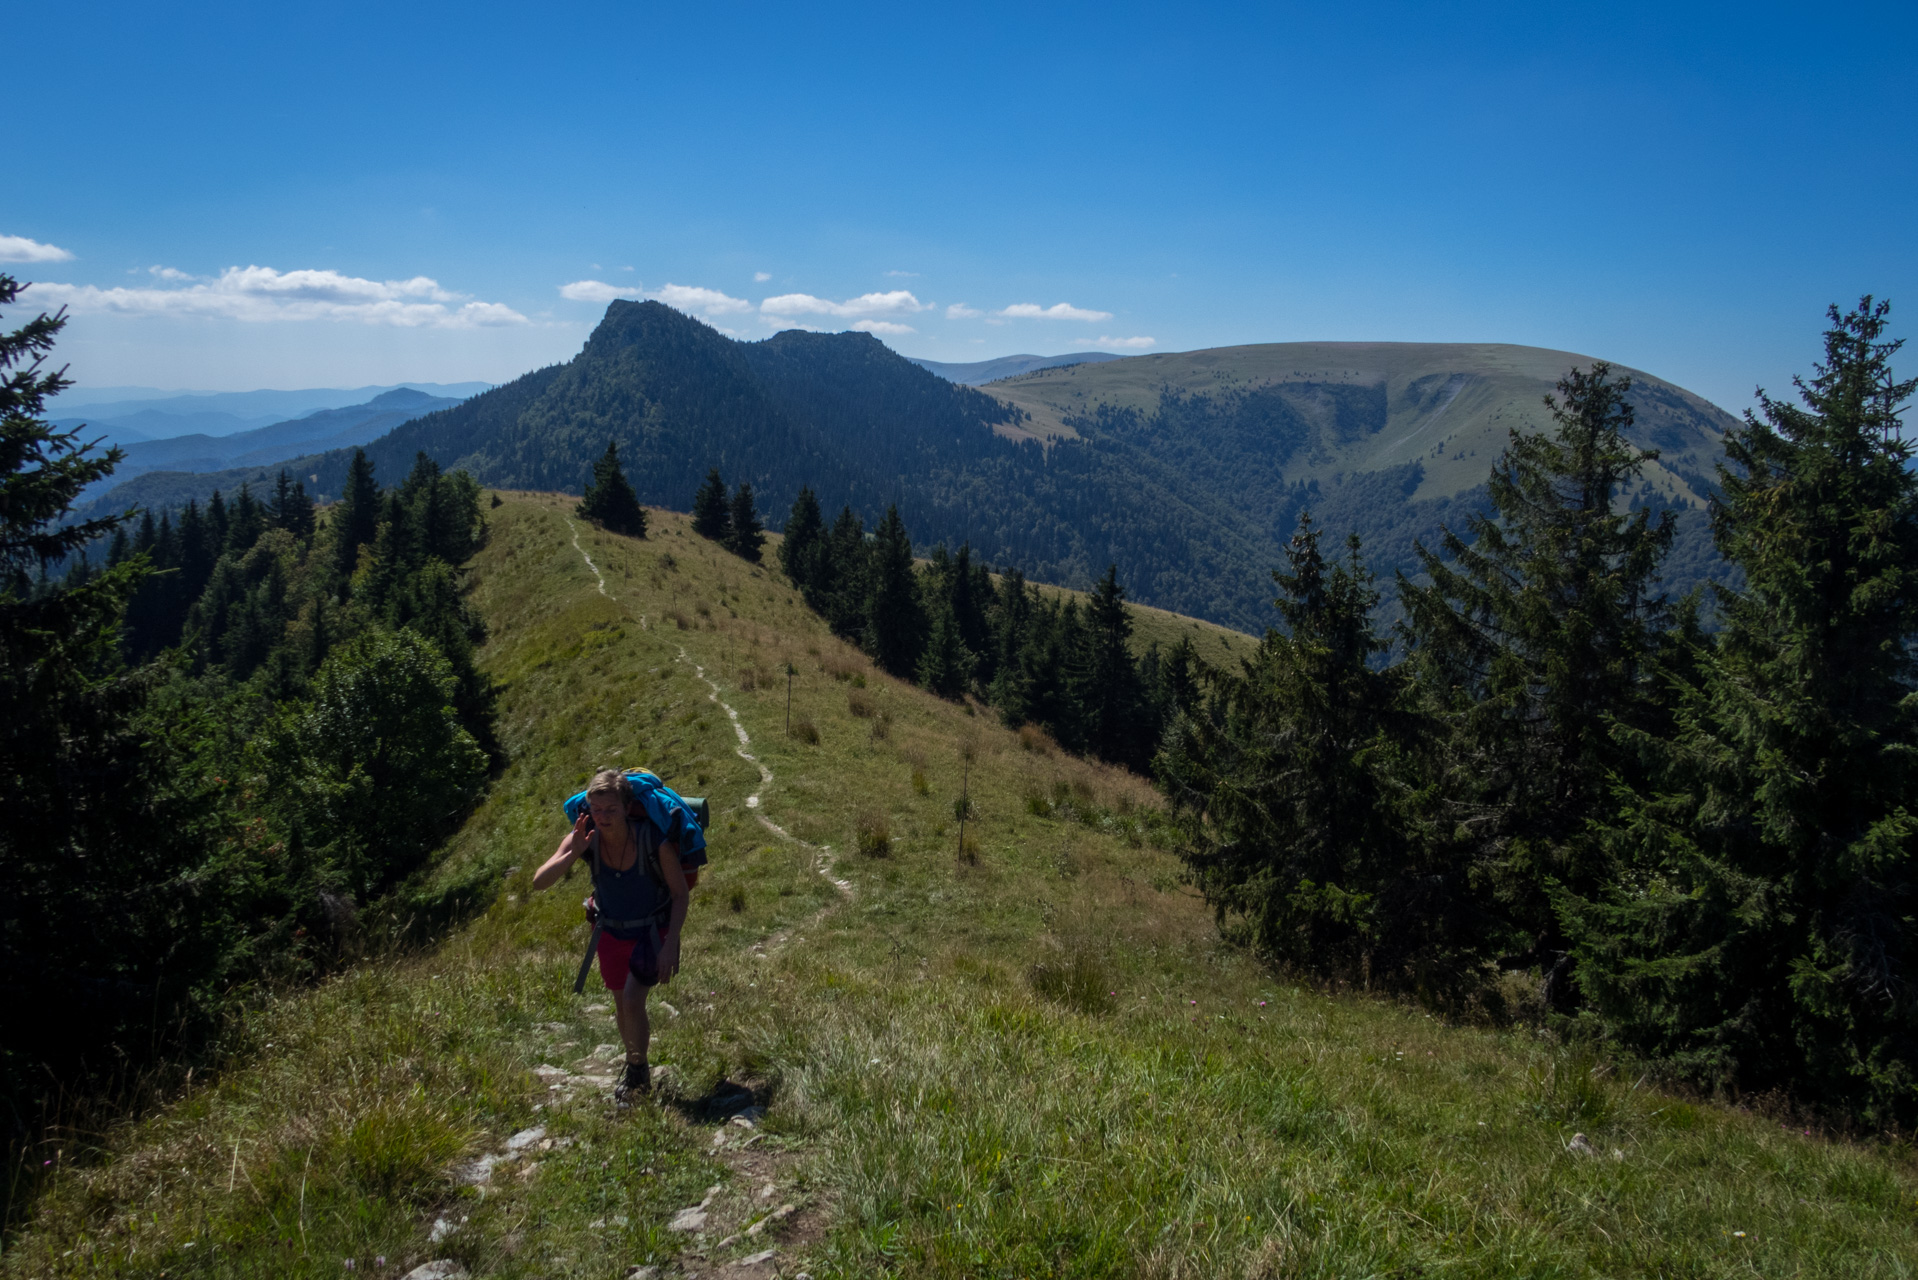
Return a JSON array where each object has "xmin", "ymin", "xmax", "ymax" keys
[
  {"xmin": 562, "ymin": 768, "xmax": 710, "ymax": 858},
  {"xmin": 565, "ymin": 770, "xmax": 710, "ymax": 995}
]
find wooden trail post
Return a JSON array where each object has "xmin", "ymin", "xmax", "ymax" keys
[
  {"xmin": 785, "ymin": 664, "xmax": 794, "ymax": 734},
  {"xmin": 956, "ymin": 761, "xmax": 970, "ymax": 860}
]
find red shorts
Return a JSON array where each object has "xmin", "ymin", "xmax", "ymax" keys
[{"xmin": 597, "ymin": 926, "xmax": 665, "ymax": 990}]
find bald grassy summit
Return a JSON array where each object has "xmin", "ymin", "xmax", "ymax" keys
[{"xmin": 8, "ymin": 495, "xmax": 1914, "ymax": 1280}]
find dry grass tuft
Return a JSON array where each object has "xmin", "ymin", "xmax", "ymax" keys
[
  {"xmin": 846, "ymin": 689, "xmax": 875, "ymax": 718},
  {"xmin": 853, "ymin": 811, "xmax": 892, "ymax": 858}
]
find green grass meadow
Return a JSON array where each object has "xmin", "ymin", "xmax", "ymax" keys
[{"xmin": 7, "ymin": 494, "xmax": 1916, "ymax": 1279}]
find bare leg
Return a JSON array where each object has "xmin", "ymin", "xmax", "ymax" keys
[{"xmin": 617, "ymin": 970, "xmax": 652, "ymax": 1065}]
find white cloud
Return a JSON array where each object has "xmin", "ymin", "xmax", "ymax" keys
[
  {"xmin": 0, "ymin": 235, "xmax": 75, "ymax": 264},
  {"xmin": 1087, "ymin": 335, "xmax": 1156, "ymax": 350},
  {"xmin": 559, "ymin": 279, "xmax": 641, "ymax": 303},
  {"xmin": 147, "ymin": 265, "xmax": 194, "ymax": 281},
  {"xmin": 852, "ymin": 319, "xmax": 916, "ymax": 335},
  {"xmin": 885, "ymin": 269, "xmax": 919, "ymax": 278},
  {"xmin": 30, "ymin": 265, "xmax": 527, "ymax": 328},
  {"xmin": 652, "ymin": 283, "xmax": 753, "ymax": 315},
  {"xmin": 559, "ymin": 279, "xmax": 752, "ymax": 315},
  {"xmin": 946, "ymin": 303, "xmax": 982, "ymax": 319},
  {"xmin": 997, "ymin": 302, "xmax": 1113, "ymax": 322},
  {"xmin": 760, "ymin": 289, "xmax": 928, "ymax": 319},
  {"xmin": 753, "ymin": 271, "xmax": 772, "ymax": 282}
]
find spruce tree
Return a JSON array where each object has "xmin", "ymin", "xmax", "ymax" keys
[
  {"xmin": 1399, "ymin": 361, "xmax": 1674, "ymax": 991},
  {"xmin": 226, "ymin": 482, "xmax": 265, "ymax": 554},
  {"xmin": 864, "ymin": 505, "xmax": 926, "ymax": 677},
  {"xmin": 1569, "ymin": 299, "xmax": 1918, "ymax": 1122},
  {"xmin": 270, "ymin": 469, "xmax": 316, "ymax": 538},
  {"xmin": 820, "ymin": 505, "xmax": 869, "ymax": 641},
  {"xmin": 0, "ymin": 276, "xmax": 176, "ymax": 1103},
  {"xmin": 0, "ymin": 278, "xmax": 132, "ymax": 584},
  {"xmin": 726, "ymin": 482, "xmax": 764, "ymax": 561},
  {"xmin": 332, "ymin": 448, "xmax": 380, "ymax": 586},
  {"xmin": 691, "ymin": 467, "xmax": 731, "ymax": 541},
  {"xmin": 917, "ymin": 606, "xmax": 973, "ymax": 699},
  {"xmin": 779, "ymin": 486, "xmax": 825, "ymax": 589},
  {"xmin": 987, "ymin": 568, "xmax": 1036, "ymax": 723},
  {"xmin": 1075, "ymin": 565, "xmax": 1151, "ymax": 767},
  {"xmin": 577, "ymin": 440, "xmax": 648, "ymax": 537}
]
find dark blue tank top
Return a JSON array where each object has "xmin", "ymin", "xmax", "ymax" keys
[{"xmin": 590, "ymin": 819, "xmax": 665, "ymax": 939}]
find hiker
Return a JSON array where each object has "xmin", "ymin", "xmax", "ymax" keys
[{"xmin": 533, "ymin": 768, "xmax": 693, "ymax": 1097}]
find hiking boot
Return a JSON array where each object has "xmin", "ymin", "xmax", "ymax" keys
[{"xmin": 615, "ymin": 1060, "xmax": 650, "ymax": 1101}]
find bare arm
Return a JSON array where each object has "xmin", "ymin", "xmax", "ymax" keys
[
  {"xmin": 655, "ymin": 840, "xmax": 690, "ymax": 984},
  {"xmin": 532, "ymin": 817, "xmax": 590, "ymax": 891}
]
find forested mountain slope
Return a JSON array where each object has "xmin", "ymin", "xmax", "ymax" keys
[
  {"xmin": 81, "ymin": 305, "xmax": 1740, "ymax": 631},
  {"xmin": 11, "ymin": 498, "xmax": 1911, "ymax": 1279}
]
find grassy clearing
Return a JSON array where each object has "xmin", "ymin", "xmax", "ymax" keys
[{"xmin": 7, "ymin": 493, "xmax": 1915, "ymax": 1279}]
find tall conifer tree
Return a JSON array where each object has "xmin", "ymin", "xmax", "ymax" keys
[
  {"xmin": 332, "ymin": 448, "xmax": 380, "ymax": 586},
  {"xmin": 779, "ymin": 486, "xmax": 825, "ymax": 589},
  {"xmin": 864, "ymin": 505, "xmax": 926, "ymax": 677},
  {"xmin": 726, "ymin": 481, "xmax": 764, "ymax": 561},
  {"xmin": 1161, "ymin": 519, "xmax": 1443, "ymax": 984},
  {"xmin": 1076, "ymin": 565, "xmax": 1152, "ymax": 768},
  {"xmin": 1569, "ymin": 299, "xmax": 1918, "ymax": 1122},
  {"xmin": 1399, "ymin": 362, "xmax": 1674, "ymax": 991},
  {"xmin": 691, "ymin": 467, "xmax": 731, "ymax": 541}
]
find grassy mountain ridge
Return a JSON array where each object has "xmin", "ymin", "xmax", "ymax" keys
[
  {"xmin": 908, "ymin": 351, "xmax": 1126, "ymax": 385},
  {"xmin": 8, "ymin": 496, "xmax": 1912, "ymax": 1279},
  {"xmin": 986, "ymin": 340, "xmax": 1736, "ymax": 508},
  {"xmin": 76, "ymin": 307, "xmax": 1742, "ymax": 631}
]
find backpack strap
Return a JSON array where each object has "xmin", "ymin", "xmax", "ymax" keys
[{"xmin": 583, "ymin": 819, "xmax": 671, "ymax": 929}]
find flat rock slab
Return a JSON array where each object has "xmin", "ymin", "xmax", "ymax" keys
[
  {"xmin": 402, "ymin": 1263, "xmax": 469, "ymax": 1280},
  {"xmin": 505, "ymin": 1126, "xmax": 547, "ymax": 1151}
]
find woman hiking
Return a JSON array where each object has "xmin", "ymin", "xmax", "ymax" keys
[{"xmin": 534, "ymin": 768, "xmax": 692, "ymax": 1098}]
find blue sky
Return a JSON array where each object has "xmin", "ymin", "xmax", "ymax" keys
[{"xmin": 7, "ymin": 0, "xmax": 1913, "ymax": 413}]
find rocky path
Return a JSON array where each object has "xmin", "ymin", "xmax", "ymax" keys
[{"xmin": 555, "ymin": 516, "xmax": 845, "ymax": 1276}]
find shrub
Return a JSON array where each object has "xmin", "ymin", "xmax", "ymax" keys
[
  {"xmin": 728, "ymin": 887, "xmax": 747, "ymax": 913},
  {"xmin": 790, "ymin": 717, "xmax": 820, "ymax": 745},
  {"xmin": 847, "ymin": 689, "xmax": 875, "ymax": 718},
  {"xmin": 270, "ymin": 628, "xmax": 488, "ymax": 899},
  {"xmin": 1018, "ymin": 724, "xmax": 1052, "ymax": 755},
  {"xmin": 868, "ymin": 713, "xmax": 891, "ymax": 743},
  {"xmin": 911, "ymin": 768, "xmax": 930, "ymax": 795},
  {"xmin": 958, "ymin": 832, "xmax": 981, "ymax": 864},
  {"xmin": 854, "ymin": 811, "xmax": 891, "ymax": 858}
]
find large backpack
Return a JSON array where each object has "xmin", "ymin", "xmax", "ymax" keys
[
  {"xmin": 562, "ymin": 768, "xmax": 710, "ymax": 851},
  {"xmin": 566, "ymin": 770, "xmax": 710, "ymax": 994}
]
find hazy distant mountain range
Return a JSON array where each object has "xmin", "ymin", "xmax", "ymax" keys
[
  {"xmin": 67, "ymin": 387, "xmax": 471, "ymax": 504},
  {"xmin": 908, "ymin": 352, "xmax": 1126, "ymax": 385},
  {"xmin": 52, "ymin": 382, "xmax": 492, "ymax": 444},
  {"xmin": 76, "ymin": 305, "xmax": 1736, "ymax": 630}
]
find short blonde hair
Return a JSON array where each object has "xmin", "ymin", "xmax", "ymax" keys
[{"xmin": 586, "ymin": 768, "xmax": 632, "ymax": 802}]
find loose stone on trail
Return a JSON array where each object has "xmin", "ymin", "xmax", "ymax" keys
[{"xmin": 505, "ymin": 1126, "xmax": 547, "ymax": 1151}]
